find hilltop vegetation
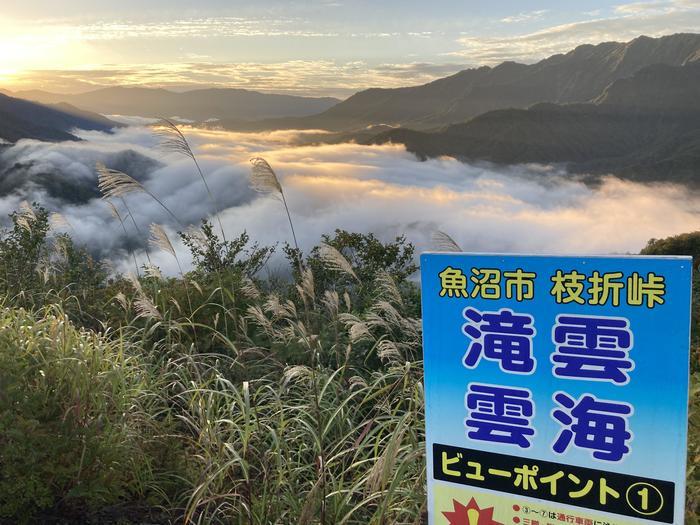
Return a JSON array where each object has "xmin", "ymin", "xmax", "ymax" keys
[
  {"xmin": 0, "ymin": 121, "xmax": 697, "ymax": 523},
  {"xmin": 0, "ymin": 197, "xmax": 425, "ymax": 524},
  {"xmin": 0, "ymin": 201, "xmax": 698, "ymax": 524}
]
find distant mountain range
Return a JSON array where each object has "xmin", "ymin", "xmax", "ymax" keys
[
  {"xmin": 8, "ymin": 87, "xmax": 340, "ymax": 122},
  {"xmin": 0, "ymin": 93, "xmax": 119, "ymax": 143},
  {"xmin": 218, "ymin": 33, "xmax": 700, "ymax": 132},
  {"xmin": 371, "ymin": 61, "xmax": 700, "ymax": 184},
  {"xmin": 2, "ymin": 32, "xmax": 699, "ymax": 185}
]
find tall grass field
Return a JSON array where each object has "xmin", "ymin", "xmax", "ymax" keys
[{"xmin": 0, "ymin": 122, "xmax": 697, "ymax": 524}]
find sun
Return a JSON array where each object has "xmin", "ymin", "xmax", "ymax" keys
[
  {"xmin": 0, "ymin": 69, "xmax": 18, "ymax": 84},
  {"xmin": 442, "ymin": 497, "xmax": 503, "ymax": 525}
]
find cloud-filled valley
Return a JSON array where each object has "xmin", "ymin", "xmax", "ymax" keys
[{"xmin": 0, "ymin": 125, "xmax": 698, "ymax": 275}]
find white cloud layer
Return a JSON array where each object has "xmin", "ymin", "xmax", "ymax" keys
[
  {"xmin": 8, "ymin": 61, "xmax": 467, "ymax": 98},
  {"xmin": 1, "ymin": 126, "xmax": 698, "ymax": 276}
]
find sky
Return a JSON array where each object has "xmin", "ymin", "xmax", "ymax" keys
[{"xmin": 1, "ymin": 1, "xmax": 699, "ymax": 96}]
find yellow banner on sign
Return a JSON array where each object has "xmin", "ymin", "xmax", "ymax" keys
[{"xmin": 433, "ymin": 483, "xmax": 641, "ymax": 525}]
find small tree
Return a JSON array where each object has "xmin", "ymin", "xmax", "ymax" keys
[
  {"xmin": 180, "ymin": 219, "xmax": 274, "ymax": 277},
  {"xmin": 642, "ymin": 231, "xmax": 700, "ymax": 268},
  {"xmin": 0, "ymin": 204, "xmax": 51, "ymax": 303}
]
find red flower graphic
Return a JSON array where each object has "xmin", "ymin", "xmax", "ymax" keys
[{"xmin": 442, "ymin": 497, "xmax": 503, "ymax": 525}]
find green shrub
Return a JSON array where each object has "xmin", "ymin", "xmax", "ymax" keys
[
  {"xmin": 0, "ymin": 306, "xmax": 171, "ymax": 522},
  {"xmin": 642, "ymin": 231, "xmax": 700, "ymax": 267}
]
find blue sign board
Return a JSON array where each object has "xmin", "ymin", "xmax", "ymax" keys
[{"xmin": 420, "ymin": 253, "xmax": 692, "ymax": 525}]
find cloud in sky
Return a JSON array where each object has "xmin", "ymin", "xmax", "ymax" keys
[
  {"xmin": 500, "ymin": 10, "xmax": 550, "ymax": 24},
  {"xmin": 613, "ymin": 0, "xmax": 700, "ymax": 14},
  {"xmin": 77, "ymin": 17, "xmax": 339, "ymax": 40},
  {"xmin": 453, "ymin": 0, "xmax": 700, "ymax": 63},
  {"xmin": 2, "ymin": 0, "xmax": 699, "ymax": 95},
  {"xmin": 6, "ymin": 62, "xmax": 467, "ymax": 98},
  {"xmin": 1, "ymin": 125, "xmax": 698, "ymax": 276}
]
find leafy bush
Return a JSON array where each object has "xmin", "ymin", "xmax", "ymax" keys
[
  {"xmin": 643, "ymin": 232, "xmax": 700, "ymax": 372},
  {"xmin": 180, "ymin": 219, "xmax": 274, "ymax": 277},
  {"xmin": 0, "ymin": 204, "xmax": 51, "ymax": 304},
  {"xmin": 642, "ymin": 231, "xmax": 700, "ymax": 267}
]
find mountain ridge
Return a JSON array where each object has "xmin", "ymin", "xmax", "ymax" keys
[
  {"xmin": 369, "ymin": 61, "xmax": 700, "ymax": 185},
  {"xmin": 0, "ymin": 93, "xmax": 120, "ymax": 143},
  {"xmin": 9, "ymin": 86, "xmax": 341, "ymax": 122},
  {"xmin": 214, "ymin": 32, "xmax": 700, "ymax": 132}
]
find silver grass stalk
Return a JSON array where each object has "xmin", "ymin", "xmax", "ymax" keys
[
  {"xmin": 17, "ymin": 201, "xmax": 36, "ymax": 232},
  {"xmin": 36, "ymin": 255, "xmax": 52, "ymax": 284},
  {"xmin": 105, "ymin": 200, "xmax": 123, "ymax": 222},
  {"xmin": 319, "ymin": 243, "xmax": 359, "ymax": 282},
  {"xmin": 245, "ymin": 304, "xmax": 275, "ymax": 337},
  {"xmin": 126, "ymin": 272, "xmax": 143, "ymax": 296},
  {"xmin": 189, "ymin": 279, "xmax": 203, "ymax": 295},
  {"xmin": 348, "ymin": 375, "xmax": 367, "ymax": 390},
  {"xmin": 148, "ymin": 223, "xmax": 192, "ymax": 312},
  {"xmin": 143, "ymin": 263, "xmax": 163, "ymax": 280},
  {"xmin": 16, "ymin": 215, "xmax": 32, "ymax": 233},
  {"xmin": 114, "ymin": 291, "xmax": 129, "ymax": 311},
  {"xmin": 183, "ymin": 225, "xmax": 209, "ymax": 251},
  {"xmin": 134, "ymin": 295, "xmax": 162, "ymax": 320},
  {"xmin": 153, "ymin": 118, "xmax": 226, "ymax": 241},
  {"xmin": 249, "ymin": 156, "xmax": 300, "ymax": 257},
  {"xmin": 377, "ymin": 339, "xmax": 402, "ymax": 362},
  {"xmin": 240, "ymin": 276, "xmax": 261, "ymax": 300},
  {"xmin": 375, "ymin": 270, "xmax": 403, "ymax": 306},
  {"xmin": 152, "ymin": 118, "xmax": 197, "ymax": 160},
  {"xmin": 282, "ymin": 365, "xmax": 313, "ymax": 387},
  {"xmin": 250, "ymin": 157, "xmax": 283, "ymax": 196},
  {"xmin": 96, "ymin": 162, "xmax": 146, "ymax": 198},
  {"xmin": 105, "ymin": 199, "xmax": 141, "ymax": 276},
  {"xmin": 153, "ymin": 121, "xmax": 233, "ymax": 338},
  {"xmin": 101, "ymin": 259, "xmax": 116, "ymax": 276},
  {"xmin": 149, "ymin": 223, "xmax": 176, "ymax": 258},
  {"xmin": 54, "ymin": 235, "xmax": 70, "ymax": 261},
  {"xmin": 348, "ymin": 321, "xmax": 373, "ymax": 343},
  {"xmin": 168, "ymin": 297, "xmax": 182, "ymax": 314},
  {"xmin": 431, "ymin": 230, "xmax": 462, "ymax": 252},
  {"xmin": 96, "ymin": 162, "xmax": 181, "ymax": 226},
  {"xmin": 321, "ymin": 290, "xmax": 340, "ymax": 318},
  {"xmin": 296, "ymin": 267, "xmax": 315, "ymax": 304},
  {"xmin": 49, "ymin": 212, "xmax": 71, "ymax": 231}
]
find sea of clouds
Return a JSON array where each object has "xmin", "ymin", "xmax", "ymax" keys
[{"xmin": 0, "ymin": 124, "xmax": 698, "ymax": 275}]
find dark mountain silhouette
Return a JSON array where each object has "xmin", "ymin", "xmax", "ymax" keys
[
  {"xmin": 370, "ymin": 62, "xmax": 700, "ymax": 185},
  {"xmin": 0, "ymin": 93, "xmax": 120, "ymax": 143},
  {"xmin": 218, "ymin": 33, "xmax": 700, "ymax": 132},
  {"xmin": 10, "ymin": 87, "xmax": 340, "ymax": 122},
  {"xmin": 593, "ymin": 62, "xmax": 700, "ymax": 111}
]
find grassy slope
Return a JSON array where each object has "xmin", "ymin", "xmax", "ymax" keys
[{"xmin": 0, "ymin": 226, "xmax": 697, "ymax": 523}]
